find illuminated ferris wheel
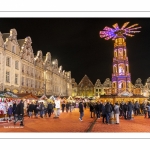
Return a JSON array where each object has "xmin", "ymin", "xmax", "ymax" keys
[{"xmin": 99, "ymin": 22, "xmax": 141, "ymax": 40}]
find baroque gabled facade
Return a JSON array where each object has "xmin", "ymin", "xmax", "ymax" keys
[
  {"xmin": 0, "ymin": 28, "xmax": 72, "ymax": 96},
  {"xmin": 94, "ymin": 79, "xmax": 103, "ymax": 97},
  {"xmin": 72, "ymin": 75, "xmax": 150, "ymax": 98},
  {"xmin": 71, "ymin": 78, "xmax": 78, "ymax": 97},
  {"xmin": 77, "ymin": 75, "xmax": 94, "ymax": 97}
]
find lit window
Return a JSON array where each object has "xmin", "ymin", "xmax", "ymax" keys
[
  {"xmin": 22, "ymin": 77, "xmax": 24, "ymax": 85},
  {"xmin": 26, "ymin": 78, "xmax": 28, "ymax": 86},
  {"xmin": 22, "ymin": 64, "xmax": 24, "ymax": 72},
  {"xmin": 6, "ymin": 57, "xmax": 11, "ymax": 67},
  {"xmin": 28, "ymin": 79, "xmax": 30, "ymax": 87},
  {"xmin": 27, "ymin": 66, "xmax": 29, "ymax": 74},
  {"xmin": 6, "ymin": 71, "xmax": 10, "ymax": 82},
  {"xmin": 15, "ymin": 74, "xmax": 18, "ymax": 84},
  {"xmin": 31, "ymin": 68, "xmax": 33, "ymax": 76},
  {"xmin": 12, "ymin": 46, "xmax": 15, "ymax": 53},
  {"xmin": 15, "ymin": 61, "xmax": 19, "ymax": 70},
  {"xmin": 31, "ymin": 80, "xmax": 33, "ymax": 87}
]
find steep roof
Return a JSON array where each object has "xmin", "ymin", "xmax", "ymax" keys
[
  {"xmin": 78, "ymin": 74, "xmax": 94, "ymax": 86},
  {"xmin": 15, "ymin": 93, "xmax": 39, "ymax": 99},
  {"xmin": 18, "ymin": 39, "xmax": 25, "ymax": 47}
]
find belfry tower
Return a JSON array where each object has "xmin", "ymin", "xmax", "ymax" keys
[{"xmin": 99, "ymin": 22, "xmax": 141, "ymax": 95}]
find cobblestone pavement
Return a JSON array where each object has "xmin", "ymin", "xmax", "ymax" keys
[{"xmin": 0, "ymin": 108, "xmax": 150, "ymax": 132}]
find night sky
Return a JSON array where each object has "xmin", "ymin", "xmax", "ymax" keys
[{"xmin": 0, "ymin": 18, "xmax": 150, "ymax": 85}]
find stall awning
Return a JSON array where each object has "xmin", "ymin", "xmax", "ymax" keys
[{"xmin": 16, "ymin": 93, "xmax": 39, "ymax": 100}]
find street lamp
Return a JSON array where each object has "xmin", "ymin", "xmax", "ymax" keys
[{"xmin": 52, "ymin": 61, "xmax": 55, "ymax": 66}]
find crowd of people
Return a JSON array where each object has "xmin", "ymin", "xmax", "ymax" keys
[
  {"xmin": 3, "ymin": 98, "xmax": 150, "ymax": 126},
  {"xmin": 88, "ymin": 100, "xmax": 150, "ymax": 124},
  {"xmin": 6, "ymin": 100, "xmax": 24, "ymax": 126},
  {"xmin": 5, "ymin": 99, "xmax": 78, "ymax": 124}
]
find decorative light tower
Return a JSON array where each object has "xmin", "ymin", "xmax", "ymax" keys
[{"xmin": 99, "ymin": 22, "xmax": 141, "ymax": 95}]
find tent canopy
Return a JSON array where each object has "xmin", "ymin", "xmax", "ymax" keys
[
  {"xmin": 67, "ymin": 96, "xmax": 73, "ymax": 100},
  {"xmin": 49, "ymin": 95, "xmax": 55, "ymax": 100},
  {"xmin": 39, "ymin": 94, "xmax": 48, "ymax": 100},
  {"xmin": 0, "ymin": 91, "xmax": 18, "ymax": 98}
]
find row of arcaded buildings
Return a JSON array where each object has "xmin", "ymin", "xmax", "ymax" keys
[{"xmin": 0, "ymin": 28, "xmax": 72, "ymax": 96}]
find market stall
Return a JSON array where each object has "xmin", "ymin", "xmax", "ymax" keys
[
  {"xmin": 67, "ymin": 96, "xmax": 75, "ymax": 103},
  {"xmin": 15, "ymin": 93, "xmax": 39, "ymax": 115},
  {"xmin": 39, "ymin": 94, "xmax": 48, "ymax": 100},
  {"xmin": 38, "ymin": 94, "xmax": 49, "ymax": 107},
  {"xmin": 49, "ymin": 95, "xmax": 55, "ymax": 101},
  {"xmin": 0, "ymin": 92, "xmax": 19, "ymax": 121}
]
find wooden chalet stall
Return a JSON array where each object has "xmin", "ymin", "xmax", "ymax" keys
[
  {"xmin": 15, "ymin": 93, "xmax": 39, "ymax": 115},
  {"xmin": 100, "ymin": 95, "xmax": 148, "ymax": 104}
]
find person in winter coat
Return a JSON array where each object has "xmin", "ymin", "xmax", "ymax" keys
[
  {"xmin": 28, "ymin": 102, "xmax": 35, "ymax": 118},
  {"xmin": 127, "ymin": 101, "xmax": 134, "ymax": 120},
  {"xmin": 12, "ymin": 101, "xmax": 17, "ymax": 116},
  {"xmin": 34, "ymin": 101, "xmax": 39, "ymax": 117},
  {"xmin": 15, "ymin": 100, "xmax": 24, "ymax": 116},
  {"xmin": 14, "ymin": 100, "xmax": 24, "ymax": 126},
  {"xmin": 84, "ymin": 102, "xmax": 87, "ymax": 110},
  {"xmin": 89, "ymin": 102, "xmax": 94, "ymax": 118},
  {"xmin": 101, "ymin": 103, "xmax": 106, "ymax": 123},
  {"xmin": 134, "ymin": 101, "xmax": 140, "ymax": 115},
  {"xmin": 143, "ymin": 102, "xmax": 148, "ymax": 118},
  {"xmin": 114, "ymin": 103, "xmax": 120, "ymax": 124},
  {"xmin": 79, "ymin": 101, "xmax": 84, "ymax": 121},
  {"xmin": 7, "ymin": 105, "xmax": 13, "ymax": 120},
  {"xmin": 66, "ymin": 102, "xmax": 69, "ymax": 113},
  {"xmin": 140, "ymin": 102, "xmax": 145, "ymax": 115},
  {"xmin": 146, "ymin": 102, "xmax": 150, "ymax": 118},
  {"xmin": 95, "ymin": 101, "xmax": 101, "ymax": 119},
  {"xmin": 26, "ymin": 103, "xmax": 30, "ymax": 116},
  {"xmin": 61, "ymin": 102, "xmax": 66, "ymax": 113},
  {"xmin": 47, "ymin": 102, "xmax": 53, "ymax": 117},
  {"xmin": 105, "ymin": 102, "xmax": 112, "ymax": 124},
  {"xmin": 119, "ymin": 101, "xmax": 124, "ymax": 117},
  {"xmin": 39, "ymin": 102, "xmax": 45, "ymax": 118},
  {"xmin": 123, "ymin": 102, "xmax": 128, "ymax": 119}
]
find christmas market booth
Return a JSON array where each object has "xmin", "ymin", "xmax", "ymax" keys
[
  {"xmin": 0, "ymin": 91, "xmax": 19, "ymax": 121},
  {"xmin": 38, "ymin": 94, "xmax": 48, "ymax": 107},
  {"xmin": 15, "ymin": 93, "xmax": 39, "ymax": 114},
  {"xmin": 67, "ymin": 96, "xmax": 75, "ymax": 103},
  {"xmin": 49, "ymin": 95, "xmax": 55, "ymax": 100},
  {"xmin": 46, "ymin": 95, "xmax": 56, "ymax": 106},
  {"xmin": 100, "ymin": 94, "xmax": 148, "ymax": 104}
]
